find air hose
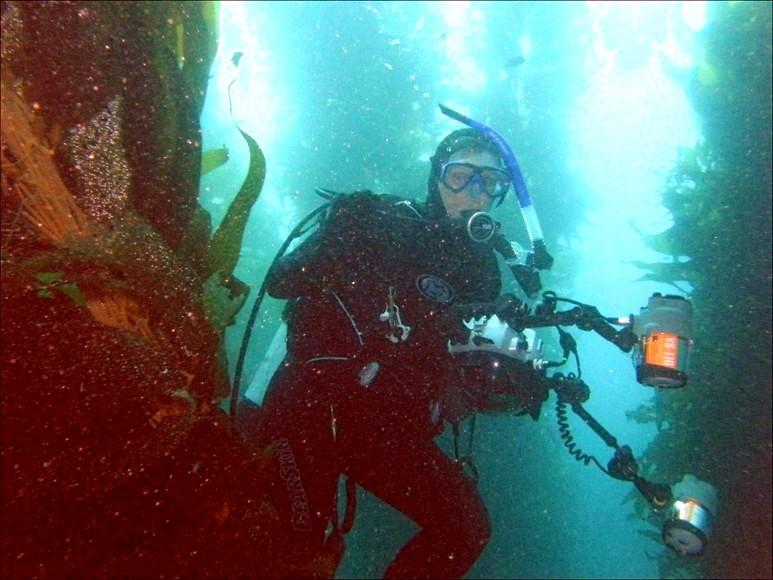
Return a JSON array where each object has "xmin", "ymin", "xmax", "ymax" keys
[{"xmin": 229, "ymin": 201, "xmax": 330, "ymax": 417}]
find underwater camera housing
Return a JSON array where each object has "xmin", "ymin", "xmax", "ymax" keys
[
  {"xmin": 449, "ymin": 314, "xmax": 543, "ymax": 365},
  {"xmin": 632, "ymin": 293, "xmax": 693, "ymax": 388},
  {"xmin": 447, "ymin": 314, "xmax": 545, "ymax": 418}
]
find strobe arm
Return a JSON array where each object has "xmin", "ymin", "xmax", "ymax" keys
[
  {"xmin": 608, "ymin": 446, "xmax": 673, "ymax": 510},
  {"xmin": 503, "ymin": 300, "xmax": 638, "ymax": 353},
  {"xmin": 446, "ymin": 294, "xmax": 637, "ymax": 353},
  {"xmin": 550, "ymin": 373, "xmax": 672, "ymax": 510}
]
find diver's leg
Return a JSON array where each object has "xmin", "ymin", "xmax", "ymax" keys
[
  {"xmin": 251, "ymin": 367, "xmax": 340, "ymax": 577},
  {"xmin": 340, "ymin": 415, "xmax": 491, "ymax": 579}
]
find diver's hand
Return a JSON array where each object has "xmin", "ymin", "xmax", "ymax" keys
[
  {"xmin": 531, "ymin": 239, "xmax": 554, "ymax": 270},
  {"xmin": 493, "ymin": 292, "xmax": 526, "ymax": 322},
  {"xmin": 512, "ymin": 367, "xmax": 551, "ymax": 421},
  {"xmin": 444, "ymin": 294, "xmax": 524, "ymax": 343},
  {"xmin": 511, "ymin": 264, "xmax": 542, "ymax": 298}
]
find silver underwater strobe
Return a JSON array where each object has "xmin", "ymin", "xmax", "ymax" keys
[{"xmin": 662, "ymin": 475, "xmax": 718, "ymax": 556}]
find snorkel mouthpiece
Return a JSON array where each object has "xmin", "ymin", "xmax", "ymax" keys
[{"xmin": 439, "ymin": 104, "xmax": 553, "ymax": 270}]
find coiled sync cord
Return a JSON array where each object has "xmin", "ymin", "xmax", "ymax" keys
[{"xmin": 554, "ymin": 380, "xmax": 610, "ymax": 475}]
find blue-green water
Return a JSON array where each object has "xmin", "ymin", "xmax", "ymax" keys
[{"xmin": 197, "ymin": 2, "xmax": 771, "ymax": 578}]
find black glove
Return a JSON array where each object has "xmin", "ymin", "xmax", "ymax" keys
[
  {"xmin": 493, "ymin": 292, "xmax": 528, "ymax": 322},
  {"xmin": 509, "ymin": 364, "xmax": 550, "ymax": 421},
  {"xmin": 531, "ymin": 239, "xmax": 554, "ymax": 270},
  {"xmin": 511, "ymin": 264, "xmax": 542, "ymax": 298}
]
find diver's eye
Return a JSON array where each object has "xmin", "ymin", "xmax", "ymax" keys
[
  {"xmin": 480, "ymin": 169, "xmax": 510, "ymax": 196},
  {"xmin": 445, "ymin": 166, "xmax": 474, "ymax": 189},
  {"xmin": 481, "ymin": 173, "xmax": 499, "ymax": 190}
]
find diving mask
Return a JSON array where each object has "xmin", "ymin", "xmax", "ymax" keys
[{"xmin": 440, "ymin": 162, "xmax": 511, "ymax": 200}]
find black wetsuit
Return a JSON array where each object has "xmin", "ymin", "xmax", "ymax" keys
[{"xmin": 255, "ymin": 191, "xmax": 501, "ymax": 578}]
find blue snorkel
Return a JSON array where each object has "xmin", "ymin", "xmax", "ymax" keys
[{"xmin": 439, "ymin": 104, "xmax": 553, "ymax": 271}]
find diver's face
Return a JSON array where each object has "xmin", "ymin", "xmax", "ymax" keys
[{"xmin": 438, "ymin": 148, "xmax": 503, "ymax": 218}]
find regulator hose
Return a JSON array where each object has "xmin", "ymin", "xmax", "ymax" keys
[{"xmin": 229, "ymin": 202, "xmax": 330, "ymax": 417}]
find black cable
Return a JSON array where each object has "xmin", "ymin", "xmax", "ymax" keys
[
  {"xmin": 229, "ymin": 202, "xmax": 330, "ymax": 417},
  {"xmin": 555, "ymin": 398, "xmax": 608, "ymax": 474},
  {"xmin": 573, "ymin": 350, "xmax": 582, "ymax": 378},
  {"xmin": 555, "ymin": 325, "xmax": 581, "ymax": 378},
  {"xmin": 546, "ymin": 292, "xmax": 622, "ymax": 326},
  {"xmin": 451, "ymin": 417, "xmax": 480, "ymax": 482},
  {"xmin": 340, "ymin": 476, "xmax": 357, "ymax": 534},
  {"xmin": 452, "ymin": 422, "xmax": 460, "ymax": 459}
]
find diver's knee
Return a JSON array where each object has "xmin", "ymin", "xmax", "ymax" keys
[
  {"xmin": 460, "ymin": 494, "xmax": 491, "ymax": 555},
  {"xmin": 467, "ymin": 508, "xmax": 491, "ymax": 554}
]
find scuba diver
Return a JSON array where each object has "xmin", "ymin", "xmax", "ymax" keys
[{"xmin": 250, "ymin": 126, "xmax": 552, "ymax": 579}]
